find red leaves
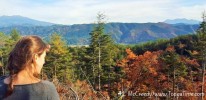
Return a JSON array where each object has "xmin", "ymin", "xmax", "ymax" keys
[
  {"xmin": 148, "ymin": 67, "xmax": 158, "ymax": 76},
  {"xmin": 165, "ymin": 45, "xmax": 175, "ymax": 52},
  {"xmin": 180, "ymin": 56, "xmax": 200, "ymax": 67},
  {"xmin": 118, "ymin": 47, "xmax": 202, "ymax": 99},
  {"xmin": 125, "ymin": 48, "xmax": 137, "ymax": 60},
  {"xmin": 118, "ymin": 48, "xmax": 163, "ymax": 93}
]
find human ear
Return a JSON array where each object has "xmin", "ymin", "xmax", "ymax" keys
[{"xmin": 33, "ymin": 54, "xmax": 38, "ymax": 63}]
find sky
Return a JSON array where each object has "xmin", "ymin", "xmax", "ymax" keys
[{"xmin": 0, "ymin": 0, "xmax": 206, "ymax": 25}]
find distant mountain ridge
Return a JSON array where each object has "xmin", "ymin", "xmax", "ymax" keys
[
  {"xmin": 0, "ymin": 15, "xmax": 200, "ymax": 44},
  {"xmin": 164, "ymin": 18, "xmax": 200, "ymax": 25},
  {"xmin": 0, "ymin": 23, "xmax": 199, "ymax": 44},
  {"xmin": 0, "ymin": 15, "xmax": 54, "ymax": 27}
]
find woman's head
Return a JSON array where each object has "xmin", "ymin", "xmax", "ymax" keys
[
  {"xmin": 7, "ymin": 35, "xmax": 50, "ymax": 77},
  {"xmin": 5, "ymin": 35, "xmax": 49, "ymax": 97}
]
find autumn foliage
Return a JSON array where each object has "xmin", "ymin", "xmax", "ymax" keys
[
  {"xmin": 117, "ymin": 46, "xmax": 203, "ymax": 99},
  {"xmin": 54, "ymin": 79, "xmax": 109, "ymax": 100}
]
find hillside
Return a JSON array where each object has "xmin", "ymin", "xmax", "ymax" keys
[
  {"xmin": 0, "ymin": 23, "xmax": 199, "ymax": 44},
  {"xmin": 0, "ymin": 15, "xmax": 200, "ymax": 44}
]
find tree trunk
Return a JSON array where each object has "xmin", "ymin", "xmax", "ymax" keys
[
  {"xmin": 54, "ymin": 62, "xmax": 57, "ymax": 79},
  {"xmin": 167, "ymin": 70, "xmax": 170, "ymax": 100},
  {"xmin": 93, "ymin": 64, "xmax": 95, "ymax": 87},
  {"xmin": 201, "ymin": 62, "xmax": 205, "ymax": 100},
  {"xmin": 98, "ymin": 42, "xmax": 101, "ymax": 91},
  {"xmin": 173, "ymin": 66, "xmax": 175, "ymax": 100}
]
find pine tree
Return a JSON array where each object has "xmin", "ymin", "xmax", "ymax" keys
[
  {"xmin": 88, "ymin": 13, "xmax": 119, "ymax": 91},
  {"xmin": 0, "ymin": 32, "xmax": 9, "ymax": 75},
  {"xmin": 44, "ymin": 33, "xmax": 73, "ymax": 82},
  {"xmin": 193, "ymin": 12, "xmax": 206, "ymax": 100},
  {"xmin": 0, "ymin": 30, "xmax": 21, "ymax": 75},
  {"xmin": 160, "ymin": 46, "xmax": 187, "ymax": 99},
  {"xmin": 69, "ymin": 45, "xmax": 92, "ymax": 81},
  {"xmin": 10, "ymin": 29, "xmax": 21, "ymax": 42},
  {"xmin": 88, "ymin": 13, "xmax": 105, "ymax": 90}
]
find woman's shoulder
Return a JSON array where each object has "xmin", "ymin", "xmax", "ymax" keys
[
  {"xmin": 40, "ymin": 80, "xmax": 56, "ymax": 90},
  {"xmin": 40, "ymin": 80, "xmax": 60, "ymax": 100},
  {"xmin": 41, "ymin": 80, "xmax": 55, "ymax": 86},
  {"xmin": 22, "ymin": 80, "xmax": 57, "ymax": 95}
]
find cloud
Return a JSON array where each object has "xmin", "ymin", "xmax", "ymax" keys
[{"xmin": 0, "ymin": 0, "xmax": 205, "ymax": 24}]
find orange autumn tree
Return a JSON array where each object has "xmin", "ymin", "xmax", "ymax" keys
[
  {"xmin": 117, "ymin": 47, "xmax": 200, "ymax": 99},
  {"xmin": 117, "ymin": 48, "xmax": 163, "ymax": 99}
]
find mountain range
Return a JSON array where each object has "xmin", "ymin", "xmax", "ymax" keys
[
  {"xmin": 0, "ymin": 15, "xmax": 54, "ymax": 27},
  {"xmin": 164, "ymin": 18, "xmax": 200, "ymax": 25},
  {"xmin": 0, "ymin": 15, "xmax": 200, "ymax": 44}
]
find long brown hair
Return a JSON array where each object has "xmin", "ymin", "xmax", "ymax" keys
[{"xmin": 6, "ymin": 35, "xmax": 49, "ymax": 97}]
